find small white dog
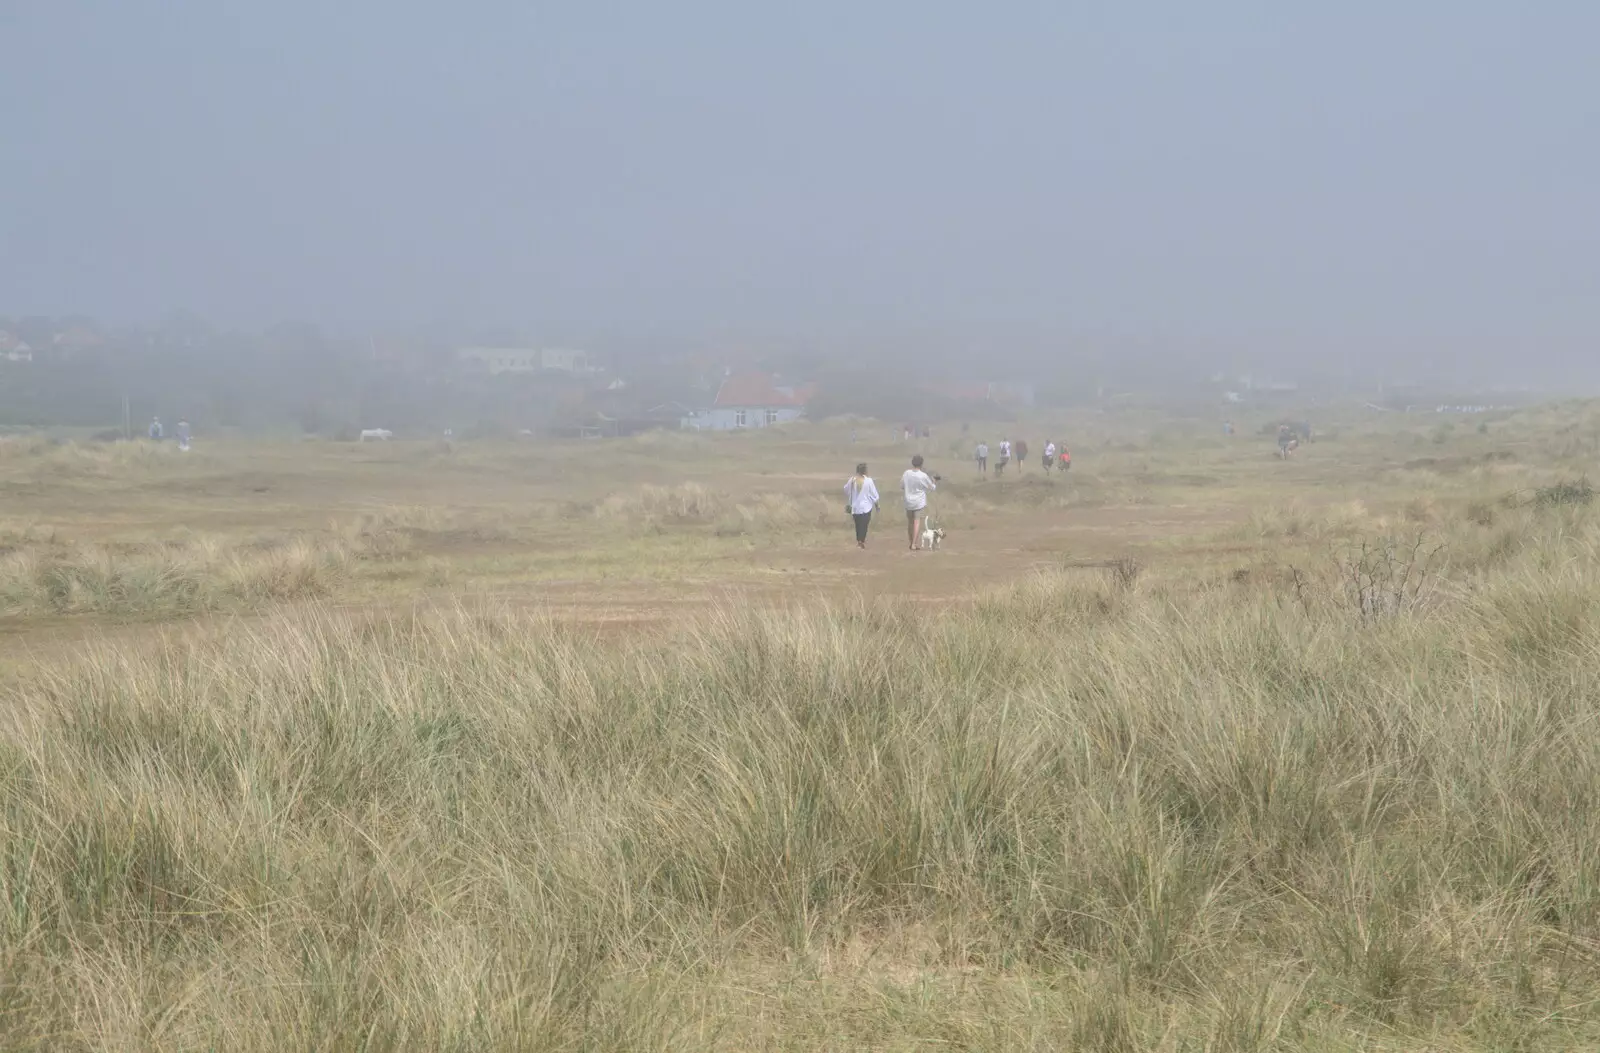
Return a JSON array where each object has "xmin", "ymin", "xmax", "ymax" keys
[{"xmin": 919, "ymin": 524, "xmax": 945, "ymax": 550}]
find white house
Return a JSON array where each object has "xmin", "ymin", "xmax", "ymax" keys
[
  {"xmin": 539, "ymin": 348, "xmax": 596, "ymax": 374},
  {"xmin": 682, "ymin": 374, "xmax": 814, "ymax": 430},
  {"xmin": 0, "ymin": 330, "xmax": 31, "ymax": 363}
]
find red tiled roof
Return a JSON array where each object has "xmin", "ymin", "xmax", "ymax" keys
[{"xmin": 713, "ymin": 373, "xmax": 812, "ymax": 408}]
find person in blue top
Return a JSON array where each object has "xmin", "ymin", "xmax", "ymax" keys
[{"xmin": 148, "ymin": 417, "xmax": 163, "ymax": 441}]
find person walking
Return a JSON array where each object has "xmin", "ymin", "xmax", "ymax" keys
[
  {"xmin": 148, "ymin": 417, "xmax": 163, "ymax": 441},
  {"xmin": 1015, "ymin": 438, "xmax": 1029, "ymax": 472},
  {"xmin": 902, "ymin": 454, "xmax": 939, "ymax": 551},
  {"xmin": 1043, "ymin": 440, "xmax": 1057, "ymax": 473},
  {"xmin": 996, "ymin": 438, "xmax": 1011, "ymax": 476},
  {"xmin": 843, "ymin": 463, "xmax": 880, "ymax": 549},
  {"xmin": 175, "ymin": 418, "xmax": 192, "ymax": 451},
  {"xmin": 975, "ymin": 441, "xmax": 988, "ymax": 475}
]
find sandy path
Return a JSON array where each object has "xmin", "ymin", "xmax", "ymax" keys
[{"xmin": 0, "ymin": 500, "xmax": 1242, "ymax": 665}]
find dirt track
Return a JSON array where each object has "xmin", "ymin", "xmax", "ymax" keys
[
  {"xmin": 0, "ymin": 499, "xmax": 1243, "ymax": 666},
  {"xmin": 464, "ymin": 500, "xmax": 1239, "ymax": 626}
]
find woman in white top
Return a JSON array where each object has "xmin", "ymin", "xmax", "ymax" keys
[
  {"xmin": 901, "ymin": 454, "xmax": 939, "ymax": 551},
  {"xmin": 843, "ymin": 463, "xmax": 880, "ymax": 549}
]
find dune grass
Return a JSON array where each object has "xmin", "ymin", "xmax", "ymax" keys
[
  {"xmin": 0, "ymin": 435, "xmax": 210, "ymax": 480},
  {"xmin": 0, "ymin": 537, "xmax": 352, "ymax": 616},
  {"xmin": 586, "ymin": 481, "xmax": 839, "ymax": 536},
  {"xmin": 3, "ymin": 497, "xmax": 1600, "ymax": 1049}
]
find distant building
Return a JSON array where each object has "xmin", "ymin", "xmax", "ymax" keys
[
  {"xmin": 457, "ymin": 347, "xmax": 598, "ymax": 375},
  {"xmin": 0, "ymin": 331, "xmax": 32, "ymax": 363},
  {"xmin": 682, "ymin": 373, "xmax": 815, "ymax": 430},
  {"xmin": 539, "ymin": 348, "xmax": 595, "ymax": 374},
  {"xmin": 51, "ymin": 323, "xmax": 104, "ymax": 358},
  {"xmin": 647, "ymin": 401, "xmax": 697, "ymax": 421},
  {"xmin": 1239, "ymin": 374, "xmax": 1298, "ymax": 393}
]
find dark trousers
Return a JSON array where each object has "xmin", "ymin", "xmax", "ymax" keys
[{"xmin": 853, "ymin": 511, "xmax": 872, "ymax": 542}]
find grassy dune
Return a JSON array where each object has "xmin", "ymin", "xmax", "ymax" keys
[
  {"xmin": 5, "ymin": 495, "xmax": 1600, "ymax": 1049},
  {"xmin": 0, "ymin": 485, "xmax": 843, "ymax": 619},
  {"xmin": 0, "ymin": 537, "xmax": 351, "ymax": 616}
]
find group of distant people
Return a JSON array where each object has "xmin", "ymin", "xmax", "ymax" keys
[
  {"xmin": 972, "ymin": 437, "xmax": 1069, "ymax": 477},
  {"xmin": 147, "ymin": 416, "xmax": 193, "ymax": 451},
  {"xmin": 841, "ymin": 433, "xmax": 1081, "ymax": 553},
  {"xmin": 841, "ymin": 413, "xmax": 1328, "ymax": 552},
  {"xmin": 1220, "ymin": 417, "xmax": 1312, "ymax": 456},
  {"xmin": 843, "ymin": 455, "xmax": 941, "ymax": 552},
  {"xmin": 1274, "ymin": 421, "xmax": 1312, "ymax": 458}
]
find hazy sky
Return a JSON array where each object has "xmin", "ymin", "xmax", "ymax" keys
[{"xmin": 2, "ymin": 2, "xmax": 1596, "ymax": 371}]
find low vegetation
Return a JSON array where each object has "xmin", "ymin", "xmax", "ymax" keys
[
  {"xmin": 0, "ymin": 537, "xmax": 351, "ymax": 616},
  {"xmin": 1533, "ymin": 477, "xmax": 1595, "ymax": 508},
  {"xmin": 3, "ymin": 496, "xmax": 1600, "ymax": 1049},
  {"xmin": 588, "ymin": 482, "xmax": 837, "ymax": 537},
  {"xmin": 0, "ymin": 435, "xmax": 205, "ymax": 479}
]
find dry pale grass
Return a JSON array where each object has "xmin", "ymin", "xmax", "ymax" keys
[
  {"xmin": 0, "ymin": 500, "xmax": 564, "ymax": 619},
  {"xmin": 0, "ymin": 520, "xmax": 60, "ymax": 548},
  {"xmin": 0, "ymin": 437, "xmax": 205, "ymax": 479},
  {"xmin": 1240, "ymin": 499, "xmax": 1376, "ymax": 541},
  {"xmin": 593, "ymin": 481, "xmax": 722, "ymax": 521},
  {"xmin": 0, "ymin": 435, "xmax": 55, "ymax": 459},
  {"xmin": 4, "ymin": 501, "xmax": 1600, "ymax": 1049},
  {"xmin": 335, "ymin": 505, "xmax": 536, "ymax": 550},
  {"xmin": 0, "ymin": 536, "xmax": 353, "ymax": 616},
  {"xmin": 590, "ymin": 482, "xmax": 836, "ymax": 537}
]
